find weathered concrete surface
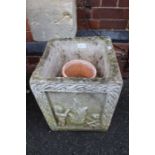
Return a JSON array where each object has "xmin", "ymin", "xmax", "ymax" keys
[
  {"xmin": 27, "ymin": 76, "xmax": 128, "ymax": 154},
  {"xmin": 26, "ymin": 0, "xmax": 77, "ymax": 41},
  {"xmin": 30, "ymin": 37, "xmax": 123, "ymax": 131}
]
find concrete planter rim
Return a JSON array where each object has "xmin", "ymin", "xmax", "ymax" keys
[{"xmin": 32, "ymin": 36, "xmax": 122, "ymax": 82}]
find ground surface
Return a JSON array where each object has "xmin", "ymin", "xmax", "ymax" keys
[{"xmin": 26, "ymin": 75, "xmax": 129, "ymax": 155}]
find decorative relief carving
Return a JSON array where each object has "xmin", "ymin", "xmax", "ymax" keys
[
  {"xmin": 54, "ymin": 105, "xmax": 70, "ymax": 126},
  {"xmin": 53, "ymin": 98, "xmax": 101, "ymax": 128},
  {"xmin": 31, "ymin": 80, "xmax": 122, "ymax": 129},
  {"xmin": 30, "ymin": 80, "xmax": 108, "ymax": 93},
  {"xmin": 101, "ymin": 84, "xmax": 122, "ymax": 129},
  {"xmin": 86, "ymin": 113, "xmax": 100, "ymax": 128}
]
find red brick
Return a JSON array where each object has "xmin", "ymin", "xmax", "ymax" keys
[
  {"xmin": 102, "ymin": 0, "xmax": 117, "ymax": 7},
  {"xmin": 76, "ymin": 0, "xmax": 83, "ymax": 7},
  {"xmin": 27, "ymin": 56, "xmax": 40, "ymax": 64},
  {"xmin": 89, "ymin": 20, "xmax": 100, "ymax": 29},
  {"xmin": 116, "ymin": 51, "xmax": 128, "ymax": 60},
  {"xmin": 78, "ymin": 19, "xmax": 129, "ymax": 30},
  {"xmin": 99, "ymin": 19, "xmax": 128, "ymax": 29},
  {"xmin": 26, "ymin": 56, "xmax": 41, "ymax": 73},
  {"xmin": 119, "ymin": 0, "xmax": 129, "ymax": 7},
  {"xmin": 117, "ymin": 59, "xmax": 128, "ymax": 75},
  {"xmin": 122, "ymin": 72, "xmax": 129, "ymax": 79},
  {"xmin": 78, "ymin": 19, "xmax": 101, "ymax": 30},
  {"xmin": 78, "ymin": 19, "xmax": 128, "ymax": 30},
  {"xmin": 125, "ymin": 20, "xmax": 129, "ymax": 30},
  {"xmin": 113, "ymin": 43, "xmax": 129, "ymax": 61},
  {"xmin": 89, "ymin": 0, "xmax": 101, "ymax": 7},
  {"xmin": 26, "ymin": 64, "xmax": 36, "ymax": 73},
  {"xmin": 77, "ymin": 19, "xmax": 89, "ymax": 30},
  {"xmin": 77, "ymin": 8, "xmax": 91, "ymax": 19},
  {"xmin": 113, "ymin": 43, "xmax": 129, "ymax": 52},
  {"xmin": 92, "ymin": 8, "xmax": 129, "ymax": 19},
  {"xmin": 77, "ymin": 0, "xmax": 101, "ymax": 7},
  {"xmin": 26, "ymin": 18, "xmax": 31, "ymax": 31},
  {"xmin": 26, "ymin": 31, "xmax": 33, "ymax": 42}
]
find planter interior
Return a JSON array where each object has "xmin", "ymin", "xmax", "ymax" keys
[
  {"xmin": 30, "ymin": 37, "xmax": 123, "ymax": 131},
  {"xmin": 40, "ymin": 38, "xmax": 111, "ymax": 79}
]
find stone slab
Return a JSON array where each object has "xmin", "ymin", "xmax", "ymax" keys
[{"xmin": 27, "ymin": 0, "xmax": 77, "ymax": 41}]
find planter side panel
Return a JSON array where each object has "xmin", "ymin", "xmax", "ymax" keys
[
  {"xmin": 46, "ymin": 92, "xmax": 106, "ymax": 130},
  {"xmin": 30, "ymin": 81, "xmax": 57, "ymax": 130}
]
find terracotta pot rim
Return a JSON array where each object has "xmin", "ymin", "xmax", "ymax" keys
[{"xmin": 62, "ymin": 59, "xmax": 97, "ymax": 78}]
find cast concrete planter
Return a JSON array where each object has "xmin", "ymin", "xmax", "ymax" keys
[
  {"xmin": 26, "ymin": 0, "xmax": 77, "ymax": 41},
  {"xmin": 30, "ymin": 37, "xmax": 123, "ymax": 131}
]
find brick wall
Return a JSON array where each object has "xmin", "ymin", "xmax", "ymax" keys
[
  {"xmin": 26, "ymin": 0, "xmax": 129, "ymax": 42},
  {"xmin": 77, "ymin": 0, "xmax": 129, "ymax": 30}
]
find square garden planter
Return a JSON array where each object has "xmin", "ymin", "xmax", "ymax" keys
[{"xmin": 30, "ymin": 37, "xmax": 123, "ymax": 131}]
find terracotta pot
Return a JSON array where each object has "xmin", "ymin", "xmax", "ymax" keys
[{"xmin": 62, "ymin": 59, "xmax": 97, "ymax": 78}]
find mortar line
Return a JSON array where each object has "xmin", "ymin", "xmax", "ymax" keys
[
  {"xmin": 100, "ymin": 0, "xmax": 102, "ymax": 6},
  {"xmin": 116, "ymin": 0, "xmax": 120, "ymax": 7}
]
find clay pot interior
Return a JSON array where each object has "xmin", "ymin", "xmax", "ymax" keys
[{"xmin": 62, "ymin": 59, "xmax": 97, "ymax": 78}]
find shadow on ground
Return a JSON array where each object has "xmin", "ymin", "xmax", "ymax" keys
[{"xmin": 26, "ymin": 74, "xmax": 129, "ymax": 155}]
